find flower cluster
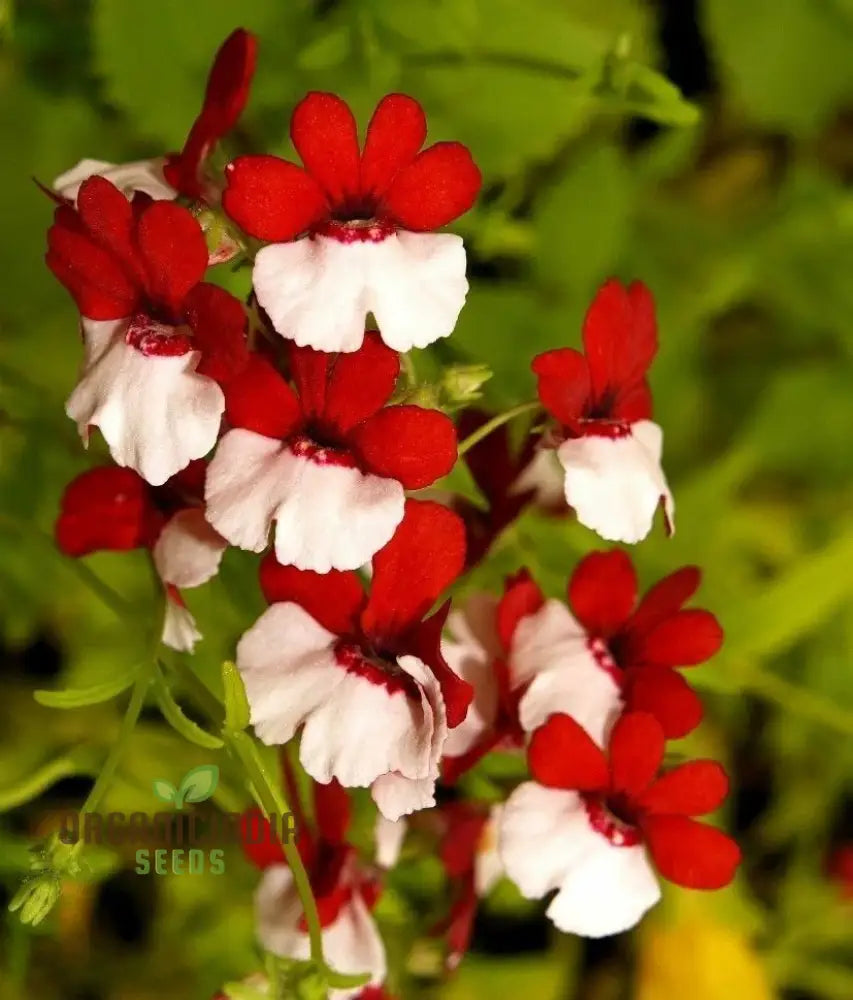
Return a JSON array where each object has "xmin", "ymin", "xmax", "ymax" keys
[{"xmin": 44, "ymin": 27, "xmax": 739, "ymax": 995}]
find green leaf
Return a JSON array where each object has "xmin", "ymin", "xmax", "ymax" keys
[
  {"xmin": 178, "ymin": 764, "xmax": 220, "ymax": 805},
  {"xmin": 222, "ymin": 660, "xmax": 251, "ymax": 732},
  {"xmin": 0, "ymin": 749, "xmax": 99, "ymax": 811},
  {"xmin": 434, "ymin": 459, "xmax": 488, "ymax": 510},
  {"xmin": 151, "ymin": 779, "xmax": 178, "ymax": 805},
  {"xmin": 154, "ymin": 675, "xmax": 224, "ymax": 751},
  {"xmin": 34, "ymin": 668, "xmax": 137, "ymax": 708}
]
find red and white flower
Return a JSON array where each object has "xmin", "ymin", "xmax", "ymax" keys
[
  {"xmin": 243, "ymin": 780, "xmax": 386, "ymax": 999},
  {"xmin": 441, "ymin": 568, "xmax": 621, "ymax": 778},
  {"xmin": 222, "ymin": 92, "xmax": 481, "ymax": 353},
  {"xmin": 47, "ymin": 176, "xmax": 249, "ymax": 485},
  {"xmin": 545, "ymin": 550, "xmax": 723, "ymax": 739},
  {"xmin": 532, "ymin": 279, "xmax": 674, "ymax": 544},
  {"xmin": 55, "ymin": 462, "xmax": 226, "ymax": 651},
  {"xmin": 205, "ymin": 335, "xmax": 456, "ymax": 573},
  {"xmin": 236, "ymin": 500, "xmax": 473, "ymax": 821},
  {"xmin": 54, "ymin": 29, "xmax": 256, "ymax": 207},
  {"xmin": 499, "ymin": 712, "xmax": 741, "ymax": 938}
]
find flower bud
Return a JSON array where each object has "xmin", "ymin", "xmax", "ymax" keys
[
  {"xmin": 9, "ymin": 876, "xmax": 61, "ymax": 926},
  {"xmin": 441, "ymin": 363, "xmax": 492, "ymax": 405}
]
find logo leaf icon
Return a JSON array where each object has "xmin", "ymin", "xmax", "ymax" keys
[
  {"xmin": 152, "ymin": 779, "xmax": 178, "ymax": 804},
  {"xmin": 176, "ymin": 764, "xmax": 219, "ymax": 808}
]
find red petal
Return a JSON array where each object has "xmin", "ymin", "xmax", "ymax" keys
[
  {"xmin": 638, "ymin": 761, "xmax": 730, "ymax": 817},
  {"xmin": 223, "ymin": 354, "xmax": 303, "ymax": 439},
  {"xmin": 405, "ymin": 601, "xmax": 474, "ymax": 729},
  {"xmin": 223, "ymin": 155, "xmax": 327, "ymax": 241},
  {"xmin": 203, "ymin": 28, "xmax": 257, "ymax": 131},
  {"xmin": 568, "ymin": 550, "xmax": 637, "ymax": 637},
  {"xmin": 583, "ymin": 279, "xmax": 657, "ymax": 411},
  {"xmin": 528, "ymin": 714, "xmax": 609, "ymax": 791},
  {"xmin": 360, "ymin": 93, "xmax": 426, "ymax": 199},
  {"xmin": 135, "ymin": 201, "xmax": 208, "ymax": 315},
  {"xmin": 608, "ymin": 711, "xmax": 665, "ymax": 798},
  {"xmin": 629, "ymin": 566, "xmax": 702, "ymax": 636},
  {"xmin": 612, "ymin": 378, "xmax": 653, "ymax": 422},
  {"xmin": 55, "ymin": 467, "xmax": 159, "ymax": 556},
  {"xmin": 288, "ymin": 343, "xmax": 329, "ymax": 420},
  {"xmin": 624, "ymin": 667, "xmax": 703, "ymax": 739},
  {"xmin": 531, "ymin": 348, "xmax": 591, "ymax": 426},
  {"xmin": 353, "ymin": 406, "xmax": 457, "ymax": 489},
  {"xmin": 313, "ymin": 779, "xmax": 351, "ymax": 845},
  {"xmin": 166, "ymin": 29, "xmax": 257, "ymax": 199},
  {"xmin": 635, "ymin": 610, "xmax": 724, "ymax": 667},
  {"xmin": 644, "ymin": 815, "xmax": 741, "ymax": 890},
  {"xmin": 46, "ymin": 225, "xmax": 139, "ymax": 319},
  {"xmin": 322, "ymin": 332, "xmax": 400, "ymax": 432},
  {"xmin": 382, "ymin": 142, "xmax": 481, "ymax": 230},
  {"xmin": 76, "ymin": 176, "xmax": 142, "ymax": 281},
  {"xmin": 184, "ymin": 283, "xmax": 248, "ymax": 383},
  {"xmin": 291, "ymin": 92, "xmax": 360, "ymax": 206},
  {"xmin": 258, "ymin": 552, "xmax": 364, "ymax": 636},
  {"xmin": 240, "ymin": 808, "xmax": 287, "ymax": 870},
  {"xmin": 496, "ymin": 569, "xmax": 545, "ymax": 651},
  {"xmin": 362, "ymin": 499, "xmax": 465, "ymax": 642}
]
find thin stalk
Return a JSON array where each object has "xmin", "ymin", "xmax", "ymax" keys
[{"xmin": 457, "ymin": 400, "xmax": 540, "ymax": 457}]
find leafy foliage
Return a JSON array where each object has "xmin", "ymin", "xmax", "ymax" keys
[{"xmin": 1, "ymin": 0, "xmax": 852, "ymax": 998}]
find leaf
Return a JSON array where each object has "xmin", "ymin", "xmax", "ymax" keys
[
  {"xmin": 434, "ymin": 459, "xmax": 488, "ymax": 510},
  {"xmin": 178, "ymin": 764, "xmax": 220, "ymax": 805},
  {"xmin": 222, "ymin": 660, "xmax": 250, "ymax": 732},
  {"xmin": 34, "ymin": 669, "xmax": 137, "ymax": 708},
  {"xmin": 0, "ymin": 750, "xmax": 99, "ymax": 810},
  {"xmin": 151, "ymin": 779, "xmax": 178, "ymax": 805},
  {"xmin": 154, "ymin": 674, "xmax": 224, "ymax": 751}
]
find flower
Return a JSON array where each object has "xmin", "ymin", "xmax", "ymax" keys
[
  {"xmin": 205, "ymin": 334, "xmax": 457, "ymax": 573},
  {"xmin": 236, "ymin": 499, "xmax": 473, "ymax": 820},
  {"xmin": 243, "ymin": 780, "xmax": 386, "ymax": 1000},
  {"xmin": 532, "ymin": 279, "xmax": 674, "ymax": 544},
  {"xmin": 435, "ymin": 801, "xmax": 504, "ymax": 968},
  {"xmin": 47, "ymin": 175, "xmax": 249, "ymax": 485},
  {"xmin": 222, "ymin": 91, "xmax": 481, "ymax": 353},
  {"xmin": 499, "ymin": 712, "xmax": 741, "ymax": 938},
  {"xmin": 55, "ymin": 463, "xmax": 226, "ymax": 651},
  {"xmin": 441, "ymin": 567, "xmax": 623, "ymax": 778},
  {"xmin": 53, "ymin": 29, "xmax": 257, "ymax": 205},
  {"xmin": 544, "ymin": 549, "xmax": 723, "ymax": 738}
]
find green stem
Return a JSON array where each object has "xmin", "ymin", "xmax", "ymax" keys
[
  {"xmin": 457, "ymin": 400, "xmax": 540, "ymax": 457},
  {"xmin": 65, "ymin": 666, "xmax": 151, "ymax": 861}
]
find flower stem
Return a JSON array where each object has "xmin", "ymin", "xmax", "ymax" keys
[
  {"xmin": 65, "ymin": 665, "xmax": 151, "ymax": 861},
  {"xmin": 456, "ymin": 400, "xmax": 540, "ymax": 457}
]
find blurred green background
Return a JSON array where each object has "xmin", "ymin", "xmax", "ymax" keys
[{"xmin": 1, "ymin": 0, "xmax": 853, "ymax": 997}]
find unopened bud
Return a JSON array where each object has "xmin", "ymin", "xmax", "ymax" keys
[
  {"xmin": 441, "ymin": 363, "xmax": 492, "ymax": 405},
  {"xmin": 10, "ymin": 876, "xmax": 61, "ymax": 926}
]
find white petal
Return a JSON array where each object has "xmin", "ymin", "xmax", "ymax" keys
[
  {"xmin": 474, "ymin": 805, "xmax": 504, "ymax": 897},
  {"xmin": 519, "ymin": 666, "xmax": 623, "ymax": 747},
  {"xmin": 206, "ymin": 429, "xmax": 405, "ymax": 572},
  {"xmin": 499, "ymin": 783, "xmax": 660, "ymax": 938},
  {"xmin": 441, "ymin": 595, "xmax": 501, "ymax": 758},
  {"xmin": 152, "ymin": 509, "xmax": 226, "ymax": 589},
  {"xmin": 509, "ymin": 599, "xmax": 586, "ymax": 689},
  {"xmin": 66, "ymin": 319, "xmax": 224, "ymax": 487},
  {"xmin": 239, "ymin": 606, "xmax": 446, "ymax": 805},
  {"xmin": 556, "ymin": 421, "xmax": 674, "ymax": 544},
  {"xmin": 366, "ymin": 232, "xmax": 469, "ymax": 352},
  {"xmin": 256, "ymin": 867, "xmax": 386, "ymax": 1000},
  {"xmin": 237, "ymin": 602, "xmax": 342, "ymax": 746},
  {"xmin": 253, "ymin": 232, "xmax": 468, "ymax": 354},
  {"xmin": 161, "ymin": 598, "xmax": 202, "ymax": 652},
  {"xmin": 53, "ymin": 157, "xmax": 176, "ymax": 202},
  {"xmin": 545, "ymin": 829, "xmax": 660, "ymax": 938},
  {"xmin": 498, "ymin": 783, "xmax": 582, "ymax": 899},
  {"xmin": 374, "ymin": 815, "xmax": 407, "ymax": 869},
  {"xmin": 371, "ymin": 772, "xmax": 438, "ymax": 822}
]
